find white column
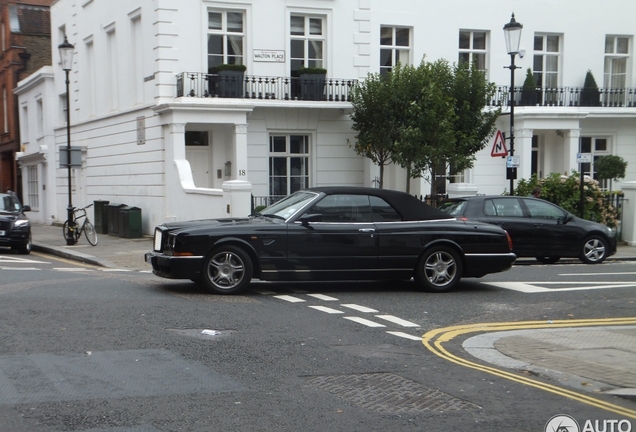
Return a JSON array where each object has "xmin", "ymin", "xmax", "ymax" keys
[
  {"xmin": 564, "ymin": 128, "xmax": 580, "ymax": 176},
  {"xmin": 515, "ymin": 128, "xmax": 533, "ymax": 181},
  {"xmin": 232, "ymin": 124, "xmax": 248, "ymax": 181},
  {"xmin": 621, "ymin": 181, "xmax": 636, "ymax": 246},
  {"xmin": 223, "ymin": 123, "xmax": 252, "ymax": 217}
]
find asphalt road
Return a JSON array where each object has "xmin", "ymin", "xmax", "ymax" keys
[{"xmin": 1, "ymin": 252, "xmax": 635, "ymax": 432}]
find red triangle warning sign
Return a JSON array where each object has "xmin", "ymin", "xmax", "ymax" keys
[{"xmin": 491, "ymin": 130, "xmax": 508, "ymax": 157}]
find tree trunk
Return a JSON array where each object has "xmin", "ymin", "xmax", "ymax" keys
[
  {"xmin": 379, "ymin": 164, "xmax": 384, "ymax": 189},
  {"xmin": 405, "ymin": 165, "xmax": 411, "ymax": 194}
]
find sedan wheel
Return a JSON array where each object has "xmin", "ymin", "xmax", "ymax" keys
[
  {"xmin": 16, "ymin": 232, "xmax": 32, "ymax": 255},
  {"xmin": 535, "ymin": 256, "xmax": 560, "ymax": 264},
  {"xmin": 202, "ymin": 246, "xmax": 253, "ymax": 294},
  {"xmin": 415, "ymin": 246, "xmax": 463, "ymax": 292},
  {"xmin": 580, "ymin": 236, "xmax": 608, "ymax": 264}
]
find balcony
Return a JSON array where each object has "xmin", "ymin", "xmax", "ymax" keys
[
  {"xmin": 176, "ymin": 72, "xmax": 635, "ymax": 109},
  {"xmin": 177, "ymin": 72, "xmax": 357, "ymax": 102},
  {"xmin": 489, "ymin": 86, "xmax": 636, "ymax": 108}
]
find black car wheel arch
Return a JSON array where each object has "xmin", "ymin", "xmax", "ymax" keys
[
  {"xmin": 415, "ymin": 245, "xmax": 464, "ymax": 293},
  {"xmin": 201, "ymin": 245, "xmax": 254, "ymax": 294},
  {"xmin": 580, "ymin": 235, "xmax": 609, "ymax": 264}
]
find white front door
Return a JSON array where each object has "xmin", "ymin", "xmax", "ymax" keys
[{"xmin": 186, "ymin": 148, "xmax": 210, "ymax": 188}]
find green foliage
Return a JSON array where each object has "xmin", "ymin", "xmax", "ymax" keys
[
  {"xmin": 522, "ymin": 68, "xmax": 536, "ymax": 91},
  {"xmin": 350, "ymin": 57, "xmax": 500, "ymax": 192},
  {"xmin": 211, "ymin": 63, "xmax": 247, "ymax": 72},
  {"xmin": 583, "ymin": 70, "xmax": 599, "ymax": 90},
  {"xmin": 594, "ymin": 155, "xmax": 627, "ymax": 181},
  {"xmin": 516, "ymin": 172, "xmax": 620, "ymax": 227},
  {"xmin": 297, "ymin": 67, "xmax": 327, "ymax": 75}
]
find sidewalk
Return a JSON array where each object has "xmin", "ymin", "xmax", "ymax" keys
[
  {"xmin": 31, "ymin": 223, "xmax": 152, "ymax": 271},
  {"xmin": 28, "ymin": 222, "xmax": 636, "ymax": 398}
]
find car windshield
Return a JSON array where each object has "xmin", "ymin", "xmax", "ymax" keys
[
  {"xmin": 257, "ymin": 191, "xmax": 318, "ymax": 220},
  {"xmin": 0, "ymin": 194, "xmax": 20, "ymax": 213},
  {"xmin": 437, "ymin": 200, "xmax": 467, "ymax": 216}
]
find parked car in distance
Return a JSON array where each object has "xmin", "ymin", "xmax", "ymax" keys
[
  {"xmin": 438, "ymin": 195, "xmax": 617, "ymax": 264},
  {"xmin": 145, "ymin": 187, "xmax": 516, "ymax": 294},
  {"xmin": 0, "ymin": 191, "xmax": 32, "ymax": 254}
]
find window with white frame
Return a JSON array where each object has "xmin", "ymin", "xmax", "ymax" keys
[
  {"xmin": 21, "ymin": 105, "xmax": 28, "ymax": 143},
  {"xmin": 36, "ymin": 98, "xmax": 43, "ymax": 137},
  {"xmin": 2, "ymin": 87, "xmax": 7, "ymax": 133},
  {"xmin": 290, "ymin": 15, "xmax": 324, "ymax": 74},
  {"xmin": 604, "ymin": 36, "xmax": 629, "ymax": 89},
  {"xmin": 533, "ymin": 34, "xmax": 560, "ymax": 88},
  {"xmin": 27, "ymin": 166, "xmax": 39, "ymax": 209},
  {"xmin": 207, "ymin": 10, "xmax": 244, "ymax": 71},
  {"xmin": 106, "ymin": 27, "xmax": 118, "ymax": 111},
  {"xmin": 579, "ymin": 137, "xmax": 610, "ymax": 188},
  {"xmin": 269, "ymin": 135, "xmax": 310, "ymax": 197},
  {"xmin": 380, "ymin": 26, "xmax": 410, "ymax": 76},
  {"xmin": 458, "ymin": 30, "xmax": 487, "ymax": 72}
]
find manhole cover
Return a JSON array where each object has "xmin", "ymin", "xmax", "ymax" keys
[{"xmin": 305, "ymin": 372, "xmax": 480, "ymax": 414}]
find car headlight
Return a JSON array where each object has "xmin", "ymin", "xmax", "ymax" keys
[{"xmin": 14, "ymin": 219, "xmax": 30, "ymax": 228}]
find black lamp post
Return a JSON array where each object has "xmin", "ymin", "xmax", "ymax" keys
[
  {"xmin": 503, "ymin": 13, "xmax": 522, "ymax": 195},
  {"xmin": 59, "ymin": 36, "xmax": 75, "ymax": 245}
]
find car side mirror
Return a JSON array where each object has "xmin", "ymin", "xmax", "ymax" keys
[
  {"xmin": 298, "ymin": 213, "xmax": 322, "ymax": 225},
  {"xmin": 560, "ymin": 214, "xmax": 574, "ymax": 224},
  {"xmin": 22, "ymin": 205, "xmax": 31, "ymax": 212}
]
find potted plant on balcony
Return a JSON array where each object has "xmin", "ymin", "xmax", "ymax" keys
[
  {"xmin": 297, "ymin": 67, "xmax": 327, "ymax": 101},
  {"xmin": 580, "ymin": 70, "xmax": 600, "ymax": 106},
  {"xmin": 520, "ymin": 68, "xmax": 537, "ymax": 106},
  {"xmin": 209, "ymin": 63, "xmax": 246, "ymax": 98}
]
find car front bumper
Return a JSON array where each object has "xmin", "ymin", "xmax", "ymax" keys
[{"xmin": 144, "ymin": 251, "xmax": 204, "ymax": 279}]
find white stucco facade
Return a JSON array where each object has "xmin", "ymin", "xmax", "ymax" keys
[{"xmin": 15, "ymin": 0, "xmax": 636, "ymax": 236}]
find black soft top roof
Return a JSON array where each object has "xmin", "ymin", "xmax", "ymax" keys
[{"xmin": 306, "ymin": 186, "xmax": 453, "ymax": 221}]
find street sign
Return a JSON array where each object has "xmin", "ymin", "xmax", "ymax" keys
[
  {"xmin": 506, "ymin": 155, "xmax": 520, "ymax": 168},
  {"xmin": 491, "ymin": 130, "xmax": 508, "ymax": 157},
  {"xmin": 577, "ymin": 153, "xmax": 592, "ymax": 163}
]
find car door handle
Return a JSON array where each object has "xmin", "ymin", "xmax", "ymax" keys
[{"xmin": 359, "ymin": 228, "xmax": 376, "ymax": 233}]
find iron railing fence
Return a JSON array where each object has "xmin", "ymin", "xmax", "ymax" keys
[
  {"xmin": 177, "ymin": 73, "xmax": 635, "ymax": 108},
  {"xmin": 489, "ymin": 86, "xmax": 636, "ymax": 108},
  {"xmin": 177, "ymin": 72, "xmax": 357, "ymax": 102}
]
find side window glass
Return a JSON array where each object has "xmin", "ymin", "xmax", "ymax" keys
[
  {"xmin": 490, "ymin": 198, "xmax": 524, "ymax": 217},
  {"xmin": 308, "ymin": 194, "xmax": 372, "ymax": 222},
  {"xmin": 370, "ymin": 196, "xmax": 402, "ymax": 221},
  {"xmin": 526, "ymin": 200, "xmax": 565, "ymax": 220},
  {"xmin": 483, "ymin": 200, "xmax": 496, "ymax": 216}
]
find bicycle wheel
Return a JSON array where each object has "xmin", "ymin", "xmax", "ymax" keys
[
  {"xmin": 83, "ymin": 221, "xmax": 98, "ymax": 246},
  {"xmin": 62, "ymin": 220, "xmax": 81, "ymax": 244}
]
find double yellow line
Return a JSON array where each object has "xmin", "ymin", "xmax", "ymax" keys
[{"xmin": 422, "ymin": 317, "xmax": 636, "ymax": 419}]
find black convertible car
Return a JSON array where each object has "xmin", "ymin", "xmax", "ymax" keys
[
  {"xmin": 438, "ymin": 195, "xmax": 617, "ymax": 264},
  {"xmin": 145, "ymin": 187, "xmax": 516, "ymax": 294}
]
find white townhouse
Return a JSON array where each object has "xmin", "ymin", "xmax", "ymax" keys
[{"xmin": 14, "ymin": 0, "xmax": 636, "ymax": 236}]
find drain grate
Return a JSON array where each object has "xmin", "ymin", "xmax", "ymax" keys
[{"xmin": 305, "ymin": 372, "xmax": 480, "ymax": 414}]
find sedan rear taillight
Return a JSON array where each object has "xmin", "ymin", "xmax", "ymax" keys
[{"xmin": 505, "ymin": 231, "xmax": 513, "ymax": 251}]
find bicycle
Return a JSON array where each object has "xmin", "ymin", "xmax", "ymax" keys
[{"xmin": 63, "ymin": 204, "xmax": 98, "ymax": 246}]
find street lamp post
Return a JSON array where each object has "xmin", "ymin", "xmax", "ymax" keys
[
  {"xmin": 503, "ymin": 13, "xmax": 523, "ymax": 195},
  {"xmin": 59, "ymin": 37, "xmax": 75, "ymax": 245}
]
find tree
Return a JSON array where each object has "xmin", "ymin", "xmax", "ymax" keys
[
  {"xmin": 350, "ymin": 71, "xmax": 402, "ymax": 188},
  {"xmin": 594, "ymin": 154, "xmax": 627, "ymax": 192},
  {"xmin": 350, "ymin": 57, "xmax": 500, "ymax": 195}
]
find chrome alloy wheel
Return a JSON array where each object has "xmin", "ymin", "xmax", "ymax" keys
[
  {"xmin": 581, "ymin": 236, "xmax": 607, "ymax": 264},
  {"xmin": 424, "ymin": 250, "xmax": 458, "ymax": 288},
  {"xmin": 208, "ymin": 251, "xmax": 245, "ymax": 289}
]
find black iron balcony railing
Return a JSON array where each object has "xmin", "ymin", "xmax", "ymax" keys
[
  {"xmin": 177, "ymin": 73, "xmax": 635, "ymax": 108},
  {"xmin": 489, "ymin": 86, "xmax": 636, "ymax": 108},
  {"xmin": 177, "ymin": 72, "xmax": 357, "ymax": 102}
]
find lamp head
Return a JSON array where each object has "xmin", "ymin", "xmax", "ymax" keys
[
  {"xmin": 58, "ymin": 36, "xmax": 74, "ymax": 71},
  {"xmin": 503, "ymin": 13, "xmax": 523, "ymax": 55}
]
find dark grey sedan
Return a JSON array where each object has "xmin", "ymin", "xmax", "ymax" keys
[{"xmin": 438, "ymin": 195, "xmax": 617, "ymax": 264}]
